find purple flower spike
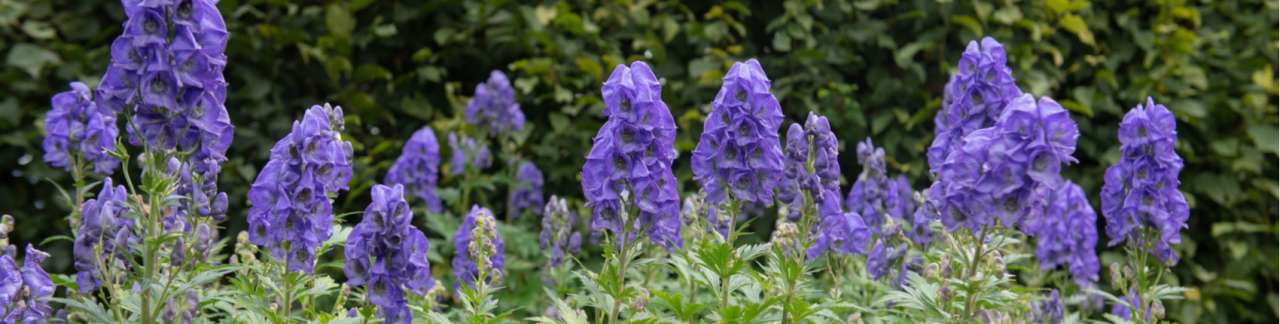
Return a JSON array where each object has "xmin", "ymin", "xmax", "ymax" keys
[
  {"xmin": 43, "ymin": 82, "xmax": 120, "ymax": 176},
  {"xmin": 1101, "ymin": 97, "xmax": 1188, "ymax": 265},
  {"xmin": 581, "ymin": 61, "xmax": 682, "ymax": 250},
  {"xmin": 928, "ymin": 37, "xmax": 1023, "ymax": 176},
  {"xmin": 508, "ymin": 161, "xmax": 545, "ymax": 219},
  {"xmin": 447, "ymin": 132, "xmax": 492, "ymax": 176},
  {"xmin": 99, "ymin": 0, "xmax": 234, "ymax": 221},
  {"xmin": 540, "ymin": 196, "xmax": 581, "ymax": 267},
  {"xmin": 345, "ymin": 184, "xmax": 434, "ymax": 324},
  {"xmin": 386, "ymin": 127, "xmax": 443, "ymax": 213},
  {"xmin": 1032, "ymin": 181, "xmax": 1100, "ymax": 287},
  {"xmin": 778, "ymin": 112, "xmax": 842, "ymax": 222},
  {"xmin": 692, "ymin": 59, "xmax": 785, "ymax": 207},
  {"xmin": 930, "ymin": 94, "xmax": 1078, "ymax": 235},
  {"xmin": 465, "ymin": 71, "xmax": 525, "ymax": 137},
  {"xmin": 453, "ymin": 206, "xmax": 505, "ymax": 287},
  {"xmin": 74, "ymin": 177, "xmax": 135, "ymax": 292},
  {"xmin": 0, "ymin": 244, "xmax": 54, "ymax": 323},
  {"xmin": 247, "ymin": 104, "xmax": 354, "ymax": 274},
  {"xmin": 806, "ymin": 190, "xmax": 870, "ymax": 260}
]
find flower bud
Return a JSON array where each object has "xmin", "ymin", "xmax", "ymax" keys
[{"xmin": 1151, "ymin": 299, "xmax": 1165, "ymax": 319}]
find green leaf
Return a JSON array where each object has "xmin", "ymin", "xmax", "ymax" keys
[
  {"xmin": 773, "ymin": 32, "xmax": 791, "ymax": 52},
  {"xmin": 1058, "ymin": 14, "xmax": 1095, "ymax": 46},
  {"xmin": 6, "ymin": 43, "xmax": 60, "ymax": 77},
  {"xmin": 325, "ymin": 4, "xmax": 356, "ymax": 38},
  {"xmin": 1248, "ymin": 123, "xmax": 1277, "ymax": 153}
]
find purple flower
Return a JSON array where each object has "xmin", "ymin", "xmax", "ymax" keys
[
  {"xmin": 692, "ymin": 59, "xmax": 785, "ymax": 207},
  {"xmin": 1111, "ymin": 289, "xmax": 1151, "ymax": 322},
  {"xmin": 540, "ymin": 196, "xmax": 581, "ymax": 267},
  {"xmin": 928, "ymin": 37, "xmax": 1023, "ymax": 176},
  {"xmin": 1031, "ymin": 181, "xmax": 1099, "ymax": 286},
  {"xmin": 806, "ymin": 190, "xmax": 870, "ymax": 260},
  {"xmin": 848, "ymin": 138, "xmax": 890, "ymax": 230},
  {"xmin": 1100, "ymin": 97, "xmax": 1188, "ymax": 265},
  {"xmin": 508, "ymin": 161, "xmax": 545, "ymax": 219},
  {"xmin": 778, "ymin": 112, "xmax": 842, "ymax": 221},
  {"xmin": 465, "ymin": 71, "xmax": 525, "ymax": 137},
  {"xmin": 43, "ymin": 82, "xmax": 120, "ymax": 176},
  {"xmin": 247, "ymin": 104, "xmax": 354, "ymax": 273},
  {"xmin": 74, "ymin": 177, "xmax": 135, "ymax": 292},
  {"xmin": 866, "ymin": 241, "xmax": 907, "ymax": 280},
  {"xmin": 447, "ymin": 132, "xmax": 492, "ymax": 176},
  {"xmin": 1030, "ymin": 290, "xmax": 1064, "ymax": 324},
  {"xmin": 907, "ymin": 195, "xmax": 937, "ymax": 248},
  {"xmin": 581, "ymin": 61, "xmax": 682, "ymax": 250},
  {"xmin": 102, "ymin": 0, "xmax": 234, "ymax": 221},
  {"xmin": 930, "ymin": 94, "xmax": 1078, "ymax": 234},
  {"xmin": 345, "ymin": 184, "xmax": 434, "ymax": 324},
  {"xmin": 453, "ymin": 206, "xmax": 505, "ymax": 287},
  {"xmin": 385, "ymin": 127, "xmax": 443, "ymax": 213},
  {"xmin": 0, "ymin": 245, "xmax": 54, "ymax": 323}
]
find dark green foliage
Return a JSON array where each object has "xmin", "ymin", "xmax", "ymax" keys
[{"xmin": 1, "ymin": 0, "xmax": 1275, "ymax": 321}]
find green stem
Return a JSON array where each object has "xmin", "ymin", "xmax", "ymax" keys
[
  {"xmin": 608, "ymin": 204, "xmax": 639, "ymax": 324},
  {"xmin": 961, "ymin": 226, "xmax": 990, "ymax": 321}
]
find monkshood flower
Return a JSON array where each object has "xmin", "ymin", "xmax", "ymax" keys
[
  {"xmin": 581, "ymin": 61, "xmax": 682, "ymax": 250},
  {"xmin": 1111, "ymin": 289, "xmax": 1152, "ymax": 322},
  {"xmin": 104, "ymin": 0, "xmax": 233, "ymax": 156},
  {"xmin": 101, "ymin": 0, "xmax": 234, "ymax": 221},
  {"xmin": 247, "ymin": 104, "xmax": 354, "ymax": 273},
  {"xmin": 0, "ymin": 245, "xmax": 54, "ymax": 323},
  {"xmin": 454, "ymin": 206, "xmax": 505, "ymax": 287},
  {"xmin": 806, "ymin": 190, "xmax": 870, "ymax": 260},
  {"xmin": 927, "ymin": 37, "xmax": 1022, "ymax": 175},
  {"xmin": 385, "ymin": 127, "xmax": 443, "ymax": 213},
  {"xmin": 778, "ymin": 112, "xmax": 841, "ymax": 221},
  {"xmin": 161, "ymin": 290, "xmax": 199, "ymax": 324},
  {"xmin": 848, "ymin": 138, "xmax": 890, "ymax": 229},
  {"xmin": 168, "ymin": 157, "xmax": 229, "ymax": 221},
  {"xmin": 74, "ymin": 177, "xmax": 135, "ymax": 292},
  {"xmin": 345, "ymin": 184, "xmax": 434, "ymax": 323},
  {"xmin": 930, "ymin": 94, "xmax": 1078, "ymax": 234},
  {"xmin": 508, "ymin": 161, "xmax": 545, "ymax": 219},
  {"xmin": 43, "ymin": 82, "xmax": 120, "ymax": 176},
  {"xmin": 1032, "ymin": 181, "xmax": 1099, "ymax": 286},
  {"xmin": 540, "ymin": 196, "xmax": 582, "ymax": 267},
  {"xmin": 465, "ymin": 71, "xmax": 525, "ymax": 137},
  {"xmin": 1030, "ymin": 290, "xmax": 1065, "ymax": 324},
  {"xmin": 692, "ymin": 58, "xmax": 785, "ymax": 208},
  {"xmin": 447, "ymin": 132, "xmax": 492, "ymax": 176},
  {"xmin": 1100, "ymin": 97, "xmax": 1189, "ymax": 265},
  {"xmin": 906, "ymin": 192, "xmax": 936, "ymax": 247}
]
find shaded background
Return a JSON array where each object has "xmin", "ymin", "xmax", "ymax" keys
[{"xmin": 1, "ymin": 0, "xmax": 1276, "ymax": 322}]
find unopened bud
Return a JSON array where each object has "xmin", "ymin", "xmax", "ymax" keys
[
  {"xmin": 846, "ymin": 312, "xmax": 864, "ymax": 324},
  {"xmin": 1151, "ymin": 299, "xmax": 1165, "ymax": 319},
  {"xmin": 1123, "ymin": 265, "xmax": 1134, "ymax": 281},
  {"xmin": 1109, "ymin": 263, "xmax": 1123, "ymax": 287}
]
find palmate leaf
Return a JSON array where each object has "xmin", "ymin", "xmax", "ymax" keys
[{"xmin": 51, "ymin": 297, "xmax": 115, "ymax": 323}]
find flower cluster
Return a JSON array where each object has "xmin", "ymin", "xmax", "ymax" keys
[
  {"xmin": 692, "ymin": 59, "xmax": 785, "ymax": 207},
  {"xmin": 447, "ymin": 132, "xmax": 492, "ymax": 176},
  {"xmin": 540, "ymin": 196, "xmax": 582, "ymax": 268},
  {"xmin": 43, "ymin": 82, "xmax": 120, "ymax": 176},
  {"xmin": 580, "ymin": 61, "xmax": 682, "ymax": 250},
  {"xmin": 465, "ymin": 71, "xmax": 525, "ymax": 137},
  {"xmin": 247, "ymin": 104, "xmax": 354, "ymax": 273},
  {"xmin": 508, "ymin": 161, "xmax": 545, "ymax": 219},
  {"xmin": 847, "ymin": 138, "xmax": 891, "ymax": 230},
  {"xmin": 74, "ymin": 177, "xmax": 135, "ymax": 292},
  {"xmin": 1100, "ymin": 98, "xmax": 1189, "ymax": 265},
  {"xmin": 454, "ymin": 206, "xmax": 506, "ymax": 287},
  {"xmin": 168, "ymin": 157, "xmax": 229, "ymax": 221},
  {"xmin": 806, "ymin": 190, "xmax": 870, "ymax": 260},
  {"xmin": 161, "ymin": 290, "xmax": 199, "ymax": 324},
  {"xmin": 866, "ymin": 241, "xmax": 908, "ymax": 280},
  {"xmin": 0, "ymin": 245, "xmax": 54, "ymax": 323},
  {"xmin": 345, "ymin": 184, "xmax": 434, "ymax": 323},
  {"xmin": 927, "ymin": 37, "xmax": 1023, "ymax": 175},
  {"xmin": 385, "ymin": 127, "xmax": 444, "ymax": 213},
  {"xmin": 1029, "ymin": 290, "xmax": 1064, "ymax": 324},
  {"xmin": 1032, "ymin": 182, "xmax": 1100, "ymax": 286},
  {"xmin": 777, "ymin": 112, "xmax": 840, "ymax": 221},
  {"xmin": 102, "ymin": 0, "xmax": 235, "ymax": 220},
  {"xmin": 929, "ymin": 94, "xmax": 1078, "ymax": 234}
]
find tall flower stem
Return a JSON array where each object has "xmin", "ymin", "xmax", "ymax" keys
[
  {"xmin": 607, "ymin": 208, "xmax": 638, "ymax": 324},
  {"xmin": 961, "ymin": 225, "xmax": 989, "ymax": 321}
]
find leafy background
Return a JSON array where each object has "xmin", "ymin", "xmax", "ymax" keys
[{"xmin": 1, "ymin": 0, "xmax": 1276, "ymax": 322}]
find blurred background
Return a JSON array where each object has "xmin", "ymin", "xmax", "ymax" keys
[{"xmin": 1, "ymin": 0, "xmax": 1275, "ymax": 322}]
